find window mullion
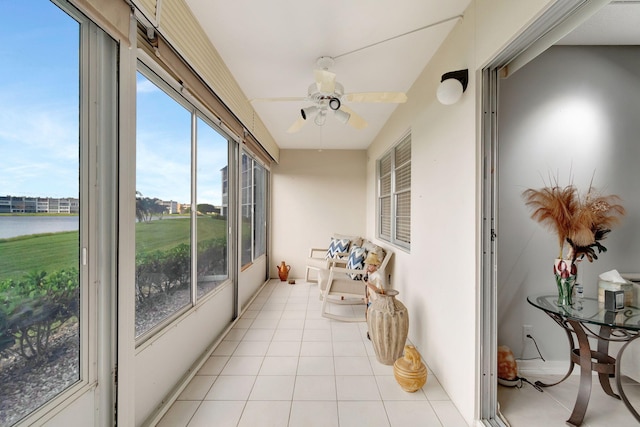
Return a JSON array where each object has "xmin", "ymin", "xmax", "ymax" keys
[{"xmin": 191, "ymin": 110, "xmax": 198, "ymax": 306}]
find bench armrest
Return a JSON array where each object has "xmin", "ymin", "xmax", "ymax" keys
[{"xmin": 308, "ymin": 247, "xmax": 328, "ymax": 258}]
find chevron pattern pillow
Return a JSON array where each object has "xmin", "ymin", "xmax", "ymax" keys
[
  {"xmin": 326, "ymin": 238, "xmax": 351, "ymax": 259},
  {"xmin": 346, "ymin": 245, "xmax": 367, "ymax": 280}
]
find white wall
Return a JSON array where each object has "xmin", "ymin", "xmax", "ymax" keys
[
  {"xmin": 364, "ymin": 0, "xmax": 556, "ymax": 423},
  {"xmin": 43, "ymin": 391, "xmax": 96, "ymax": 427},
  {"xmin": 239, "ymin": 256, "xmax": 268, "ymax": 310},
  {"xmin": 134, "ymin": 284, "xmax": 235, "ymax": 425},
  {"xmin": 270, "ymin": 149, "xmax": 367, "ymax": 280},
  {"xmin": 497, "ymin": 46, "xmax": 640, "ymax": 367}
]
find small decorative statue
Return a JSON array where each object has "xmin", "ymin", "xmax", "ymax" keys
[
  {"xmin": 393, "ymin": 345, "xmax": 427, "ymax": 392},
  {"xmin": 363, "ymin": 252, "xmax": 383, "ymax": 313},
  {"xmin": 497, "ymin": 345, "xmax": 518, "ymax": 381}
]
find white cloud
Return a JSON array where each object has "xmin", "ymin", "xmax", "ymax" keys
[
  {"xmin": 0, "ymin": 96, "xmax": 78, "ymax": 196},
  {"xmin": 0, "ymin": 100, "xmax": 77, "ymax": 160},
  {"xmin": 137, "ymin": 79, "xmax": 160, "ymax": 94}
]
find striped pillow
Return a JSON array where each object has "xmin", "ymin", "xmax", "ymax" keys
[
  {"xmin": 326, "ymin": 238, "xmax": 351, "ymax": 259},
  {"xmin": 346, "ymin": 246, "xmax": 367, "ymax": 280}
]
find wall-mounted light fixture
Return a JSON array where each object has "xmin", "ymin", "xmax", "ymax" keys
[{"xmin": 436, "ymin": 69, "xmax": 468, "ymax": 105}]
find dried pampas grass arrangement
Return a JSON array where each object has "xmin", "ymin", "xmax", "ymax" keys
[{"xmin": 522, "ymin": 175, "xmax": 625, "ymax": 263}]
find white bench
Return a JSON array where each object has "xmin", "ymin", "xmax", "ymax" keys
[{"xmin": 307, "ymin": 236, "xmax": 392, "ymax": 322}]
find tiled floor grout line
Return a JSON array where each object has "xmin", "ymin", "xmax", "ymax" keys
[{"xmin": 159, "ymin": 279, "xmax": 469, "ymax": 427}]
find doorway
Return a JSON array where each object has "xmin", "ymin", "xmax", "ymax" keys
[{"xmin": 479, "ymin": 0, "xmax": 626, "ymax": 424}]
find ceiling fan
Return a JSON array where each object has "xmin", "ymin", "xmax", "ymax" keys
[{"xmin": 252, "ymin": 56, "xmax": 408, "ymax": 133}]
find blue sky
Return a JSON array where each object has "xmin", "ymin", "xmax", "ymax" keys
[{"xmin": 1, "ymin": 0, "xmax": 227, "ymax": 205}]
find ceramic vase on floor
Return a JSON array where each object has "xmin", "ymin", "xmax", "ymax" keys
[
  {"xmin": 367, "ymin": 289, "xmax": 409, "ymax": 365},
  {"xmin": 277, "ymin": 261, "xmax": 290, "ymax": 281},
  {"xmin": 393, "ymin": 345, "xmax": 427, "ymax": 392},
  {"xmin": 554, "ymin": 258, "xmax": 577, "ymax": 306}
]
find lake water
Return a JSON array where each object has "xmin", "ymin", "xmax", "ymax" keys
[{"xmin": 0, "ymin": 216, "xmax": 79, "ymax": 239}]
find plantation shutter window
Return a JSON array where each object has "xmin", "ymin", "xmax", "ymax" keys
[
  {"xmin": 377, "ymin": 133, "xmax": 411, "ymax": 249},
  {"xmin": 394, "ymin": 138, "xmax": 411, "ymax": 245},
  {"xmin": 379, "ymin": 153, "xmax": 392, "ymax": 240}
]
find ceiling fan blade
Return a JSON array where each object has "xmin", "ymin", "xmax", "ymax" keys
[
  {"xmin": 314, "ymin": 69, "xmax": 336, "ymax": 94},
  {"xmin": 250, "ymin": 96, "xmax": 306, "ymax": 102},
  {"xmin": 286, "ymin": 116, "xmax": 306, "ymax": 133},
  {"xmin": 340, "ymin": 105, "xmax": 368, "ymax": 130},
  {"xmin": 343, "ymin": 92, "xmax": 408, "ymax": 103}
]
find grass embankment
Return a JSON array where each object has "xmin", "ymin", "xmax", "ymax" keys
[{"xmin": 0, "ymin": 216, "xmax": 226, "ymax": 282}]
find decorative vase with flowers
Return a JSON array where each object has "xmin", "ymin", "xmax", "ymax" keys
[{"xmin": 523, "ymin": 176, "xmax": 625, "ymax": 306}]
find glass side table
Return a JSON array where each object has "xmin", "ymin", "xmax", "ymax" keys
[{"xmin": 527, "ymin": 294, "xmax": 640, "ymax": 426}]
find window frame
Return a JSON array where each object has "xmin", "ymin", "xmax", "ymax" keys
[
  {"xmin": 134, "ymin": 66, "xmax": 194, "ymax": 341},
  {"xmin": 194, "ymin": 113, "xmax": 232, "ymax": 301},
  {"xmin": 239, "ymin": 149, "xmax": 269, "ymax": 269},
  {"xmin": 1, "ymin": 2, "xmax": 119, "ymax": 425},
  {"xmin": 377, "ymin": 132, "xmax": 411, "ymax": 250},
  {"xmin": 133, "ymin": 60, "xmax": 235, "ymax": 345}
]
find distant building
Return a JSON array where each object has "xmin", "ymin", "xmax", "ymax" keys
[
  {"xmin": 160, "ymin": 200, "xmax": 179, "ymax": 214},
  {"xmin": 0, "ymin": 195, "xmax": 79, "ymax": 214}
]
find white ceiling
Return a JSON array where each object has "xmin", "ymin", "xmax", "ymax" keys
[
  {"xmin": 184, "ymin": 0, "xmax": 472, "ymax": 149},
  {"xmin": 184, "ymin": 0, "xmax": 638, "ymax": 150},
  {"xmin": 557, "ymin": 1, "xmax": 640, "ymax": 45}
]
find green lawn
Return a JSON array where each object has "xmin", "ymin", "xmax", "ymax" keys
[{"xmin": 0, "ymin": 216, "xmax": 227, "ymax": 282}]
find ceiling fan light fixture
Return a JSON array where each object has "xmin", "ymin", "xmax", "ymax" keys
[
  {"xmin": 314, "ymin": 110, "xmax": 327, "ymax": 126},
  {"xmin": 334, "ymin": 109, "xmax": 350, "ymax": 124},
  {"xmin": 328, "ymin": 97, "xmax": 341, "ymax": 111},
  {"xmin": 301, "ymin": 105, "xmax": 318, "ymax": 120}
]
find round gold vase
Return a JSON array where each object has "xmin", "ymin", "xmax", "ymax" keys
[{"xmin": 393, "ymin": 345, "xmax": 427, "ymax": 392}]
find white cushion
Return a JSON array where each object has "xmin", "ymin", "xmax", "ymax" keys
[{"xmin": 333, "ymin": 233, "xmax": 363, "ymax": 247}]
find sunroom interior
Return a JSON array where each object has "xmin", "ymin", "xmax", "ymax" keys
[{"xmin": 1, "ymin": 1, "xmax": 639, "ymax": 427}]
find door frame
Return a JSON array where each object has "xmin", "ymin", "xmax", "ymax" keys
[{"xmin": 478, "ymin": 0, "xmax": 611, "ymax": 424}]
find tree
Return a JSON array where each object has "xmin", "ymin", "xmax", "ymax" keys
[
  {"xmin": 135, "ymin": 192, "xmax": 164, "ymax": 223},
  {"xmin": 197, "ymin": 203, "xmax": 218, "ymax": 214},
  {"xmin": 135, "ymin": 191, "xmax": 146, "ymax": 222}
]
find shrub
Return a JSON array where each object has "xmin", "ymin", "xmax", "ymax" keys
[
  {"xmin": 135, "ymin": 239, "xmax": 227, "ymax": 306},
  {"xmin": 0, "ymin": 269, "xmax": 79, "ymax": 360},
  {"xmin": 197, "ymin": 237, "xmax": 227, "ymax": 276}
]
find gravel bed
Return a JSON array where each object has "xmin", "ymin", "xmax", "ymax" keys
[
  {"xmin": 1, "ymin": 281, "xmax": 222, "ymax": 426},
  {"xmin": 0, "ymin": 326, "xmax": 79, "ymax": 427}
]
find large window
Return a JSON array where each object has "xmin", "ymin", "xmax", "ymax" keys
[
  {"xmin": 196, "ymin": 116, "xmax": 229, "ymax": 298},
  {"xmin": 135, "ymin": 71, "xmax": 192, "ymax": 338},
  {"xmin": 135, "ymin": 68, "xmax": 230, "ymax": 339},
  {"xmin": 241, "ymin": 152, "xmax": 268, "ymax": 267},
  {"xmin": 378, "ymin": 134, "xmax": 411, "ymax": 249},
  {"xmin": 0, "ymin": 1, "xmax": 104, "ymax": 425}
]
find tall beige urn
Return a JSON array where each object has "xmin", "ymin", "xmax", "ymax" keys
[{"xmin": 367, "ymin": 289, "xmax": 409, "ymax": 365}]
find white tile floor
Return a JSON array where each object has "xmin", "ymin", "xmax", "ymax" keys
[
  {"xmin": 156, "ymin": 279, "xmax": 469, "ymax": 427},
  {"xmin": 498, "ymin": 373, "xmax": 640, "ymax": 426}
]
